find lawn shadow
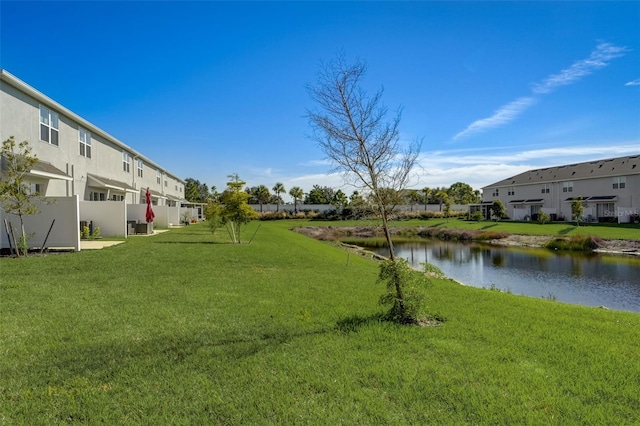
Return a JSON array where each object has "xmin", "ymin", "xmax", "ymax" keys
[
  {"xmin": 558, "ymin": 226, "xmax": 576, "ymax": 235},
  {"xmin": 429, "ymin": 222, "xmax": 445, "ymax": 228},
  {"xmin": 154, "ymin": 241, "xmax": 224, "ymax": 245},
  {"xmin": 336, "ymin": 313, "xmax": 386, "ymax": 333},
  {"xmin": 481, "ymin": 224, "xmax": 498, "ymax": 230}
]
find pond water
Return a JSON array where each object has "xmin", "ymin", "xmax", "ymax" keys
[{"xmin": 372, "ymin": 241, "xmax": 640, "ymax": 313}]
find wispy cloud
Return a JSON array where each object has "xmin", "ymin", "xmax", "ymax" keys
[
  {"xmin": 454, "ymin": 42, "xmax": 628, "ymax": 140},
  {"xmin": 532, "ymin": 43, "xmax": 628, "ymax": 94},
  {"xmin": 453, "ymin": 97, "xmax": 535, "ymax": 140},
  {"xmin": 626, "ymin": 79, "xmax": 640, "ymax": 86}
]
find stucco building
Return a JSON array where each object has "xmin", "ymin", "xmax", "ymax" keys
[{"xmin": 475, "ymin": 155, "xmax": 640, "ymax": 223}]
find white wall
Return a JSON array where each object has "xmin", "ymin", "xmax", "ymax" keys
[
  {"xmin": 79, "ymin": 201, "xmax": 127, "ymax": 237},
  {"xmin": 1, "ymin": 196, "xmax": 80, "ymax": 251}
]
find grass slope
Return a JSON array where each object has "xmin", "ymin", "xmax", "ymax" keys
[{"xmin": 1, "ymin": 221, "xmax": 638, "ymax": 424}]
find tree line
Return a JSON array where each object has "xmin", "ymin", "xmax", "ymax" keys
[{"xmin": 184, "ymin": 178, "xmax": 482, "ymax": 209}]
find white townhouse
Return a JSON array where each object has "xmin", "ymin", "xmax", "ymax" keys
[
  {"xmin": 0, "ymin": 69, "xmax": 187, "ymax": 249},
  {"xmin": 476, "ymin": 155, "xmax": 640, "ymax": 223}
]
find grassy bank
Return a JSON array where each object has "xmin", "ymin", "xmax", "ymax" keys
[{"xmin": 1, "ymin": 221, "xmax": 639, "ymax": 424}]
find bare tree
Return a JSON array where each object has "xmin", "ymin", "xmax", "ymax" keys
[
  {"xmin": 307, "ymin": 54, "xmax": 422, "ymax": 322},
  {"xmin": 307, "ymin": 54, "xmax": 420, "ymax": 260}
]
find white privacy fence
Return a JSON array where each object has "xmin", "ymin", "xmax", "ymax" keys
[{"xmin": 1, "ymin": 196, "xmax": 80, "ymax": 251}]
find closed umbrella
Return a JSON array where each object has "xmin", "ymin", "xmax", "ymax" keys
[{"xmin": 145, "ymin": 187, "xmax": 155, "ymax": 224}]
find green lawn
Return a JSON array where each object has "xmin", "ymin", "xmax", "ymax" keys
[{"xmin": 1, "ymin": 221, "xmax": 639, "ymax": 424}]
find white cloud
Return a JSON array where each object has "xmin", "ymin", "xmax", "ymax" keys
[
  {"xmin": 453, "ymin": 42, "xmax": 628, "ymax": 140},
  {"xmin": 453, "ymin": 97, "xmax": 536, "ymax": 140},
  {"xmin": 533, "ymin": 43, "xmax": 628, "ymax": 94},
  {"xmin": 626, "ymin": 79, "xmax": 640, "ymax": 86}
]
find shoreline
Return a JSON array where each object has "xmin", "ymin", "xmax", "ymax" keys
[{"xmin": 294, "ymin": 225, "xmax": 640, "ymax": 256}]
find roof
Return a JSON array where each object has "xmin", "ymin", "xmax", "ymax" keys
[
  {"xmin": 29, "ymin": 161, "xmax": 73, "ymax": 181},
  {"xmin": 483, "ymin": 155, "xmax": 640, "ymax": 189},
  {"xmin": 87, "ymin": 174, "xmax": 138, "ymax": 193},
  {"xmin": 0, "ymin": 69, "xmax": 184, "ymax": 184}
]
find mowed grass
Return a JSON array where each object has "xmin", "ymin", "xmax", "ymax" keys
[{"xmin": 1, "ymin": 221, "xmax": 639, "ymax": 424}]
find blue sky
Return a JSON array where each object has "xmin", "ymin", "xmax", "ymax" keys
[{"xmin": 1, "ymin": 1, "xmax": 638, "ymax": 200}]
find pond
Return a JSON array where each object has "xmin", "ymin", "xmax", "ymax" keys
[{"xmin": 372, "ymin": 240, "xmax": 640, "ymax": 313}]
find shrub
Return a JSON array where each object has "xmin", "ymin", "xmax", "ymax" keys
[
  {"xmin": 538, "ymin": 211, "xmax": 550, "ymax": 225},
  {"xmin": 545, "ymin": 235, "xmax": 602, "ymax": 251},
  {"xmin": 377, "ymin": 258, "xmax": 429, "ymax": 324},
  {"xmin": 471, "ymin": 210, "xmax": 484, "ymax": 222}
]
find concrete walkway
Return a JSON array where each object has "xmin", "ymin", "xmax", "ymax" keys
[{"xmin": 80, "ymin": 229, "xmax": 168, "ymax": 250}]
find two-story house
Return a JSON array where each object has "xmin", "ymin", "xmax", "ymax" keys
[{"xmin": 476, "ymin": 155, "xmax": 639, "ymax": 223}]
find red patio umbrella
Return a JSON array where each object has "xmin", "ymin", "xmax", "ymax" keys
[{"xmin": 145, "ymin": 187, "xmax": 155, "ymax": 223}]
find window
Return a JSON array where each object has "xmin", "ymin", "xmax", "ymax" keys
[
  {"xmin": 90, "ymin": 191, "xmax": 106, "ymax": 201},
  {"xmin": 541, "ymin": 184, "xmax": 550, "ymax": 194},
  {"xmin": 175, "ymin": 184, "xmax": 178, "ymax": 190},
  {"xmin": 156, "ymin": 170, "xmax": 161, "ymax": 184},
  {"xmin": 111, "ymin": 194, "xmax": 124, "ymax": 201},
  {"xmin": 30, "ymin": 183, "xmax": 41, "ymax": 194},
  {"xmin": 39, "ymin": 105, "xmax": 59, "ymax": 145},
  {"xmin": 122, "ymin": 151, "xmax": 130, "ymax": 173},
  {"xmin": 613, "ymin": 177, "xmax": 626, "ymax": 189},
  {"xmin": 563, "ymin": 182, "xmax": 573, "ymax": 193},
  {"xmin": 508, "ymin": 187, "xmax": 515, "ymax": 196},
  {"xmin": 164, "ymin": 176, "xmax": 168, "ymax": 187},
  {"xmin": 137, "ymin": 159, "xmax": 144, "ymax": 178},
  {"xmin": 79, "ymin": 128, "xmax": 91, "ymax": 158},
  {"xmin": 491, "ymin": 188, "xmax": 499, "ymax": 197}
]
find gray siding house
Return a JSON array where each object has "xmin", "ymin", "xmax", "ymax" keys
[
  {"xmin": 1, "ymin": 69, "xmax": 187, "ymax": 248},
  {"xmin": 476, "ymin": 155, "xmax": 640, "ymax": 223}
]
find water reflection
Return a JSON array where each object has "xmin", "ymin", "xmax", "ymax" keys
[{"xmin": 373, "ymin": 240, "xmax": 640, "ymax": 313}]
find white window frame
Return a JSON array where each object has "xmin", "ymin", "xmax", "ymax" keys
[
  {"xmin": 122, "ymin": 151, "xmax": 131, "ymax": 173},
  {"xmin": 613, "ymin": 176, "xmax": 626, "ymax": 189},
  {"xmin": 79, "ymin": 127, "xmax": 91, "ymax": 158},
  {"xmin": 563, "ymin": 182, "xmax": 573, "ymax": 193},
  {"xmin": 111, "ymin": 194, "xmax": 125, "ymax": 202},
  {"xmin": 541, "ymin": 184, "xmax": 550, "ymax": 194},
  {"xmin": 137, "ymin": 159, "xmax": 144, "ymax": 178},
  {"xmin": 39, "ymin": 105, "xmax": 59, "ymax": 145},
  {"xmin": 156, "ymin": 170, "xmax": 161, "ymax": 184},
  {"xmin": 90, "ymin": 191, "xmax": 106, "ymax": 201}
]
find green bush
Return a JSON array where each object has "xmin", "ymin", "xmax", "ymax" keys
[
  {"xmin": 545, "ymin": 235, "xmax": 602, "ymax": 251},
  {"xmin": 471, "ymin": 210, "xmax": 484, "ymax": 222},
  {"xmin": 377, "ymin": 258, "xmax": 429, "ymax": 323},
  {"xmin": 538, "ymin": 211, "xmax": 550, "ymax": 224}
]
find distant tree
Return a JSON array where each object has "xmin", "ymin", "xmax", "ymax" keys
[
  {"xmin": 491, "ymin": 200, "xmax": 507, "ymax": 221},
  {"xmin": 571, "ymin": 197, "xmax": 584, "ymax": 226},
  {"xmin": 406, "ymin": 189, "xmax": 421, "ymax": 212},
  {"xmin": 422, "ymin": 187, "xmax": 431, "ymax": 211},
  {"xmin": 448, "ymin": 182, "xmax": 480, "ymax": 204},
  {"xmin": 435, "ymin": 190, "xmax": 449, "ymax": 212},
  {"xmin": 307, "ymin": 54, "xmax": 422, "ymax": 323},
  {"xmin": 220, "ymin": 174, "xmax": 258, "ymax": 243},
  {"xmin": 443, "ymin": 194, "xmax": 452, "ymax": 220},
  {"xmin": 184, "ymin": 178, "xmax": 210, "ymax": 203},
  {"xmin": 288, "ymin": 186, "xmax": 304, "ymax": 213},
  {"xmin": 304, "ymin": 185, "xmax": 334, "ymax": 204},
  {"xmin": 331, "ymin": 189, "xmax": 349, "ymax": 215},
  {"xmin": 0, "ymin": 137, "xmax": 41, "ymax": 256},
  {"xmin": 247, "ymin": 185, "xmax": 270, "ymax": 212},
  {"xmin": 272, "ymin": 182, "xmax": 285, "ymax": 212}
]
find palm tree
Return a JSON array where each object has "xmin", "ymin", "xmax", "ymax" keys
[
  {"xmin": 289, "ymin": 186, "xmax": 304, "ymax": 213},
  {"xmin": 422, "ymin": 187, "xmax": 431, "ymax": 211},
  {"xmin": 272, "ymin": 182, "xmax": 285, "ymax": 212}
]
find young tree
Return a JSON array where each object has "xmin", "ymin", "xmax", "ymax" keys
[
  {"xmin": 288, "ymin": 186, "xmax": 304, "ymax": 213},
  {"xmin": 491, "ymin": 200, "xmax": 507, "ymax": 221},
  {"xmin": 272, "ymin": 182, "xmax": 285, "ymax": 212},
  {"xmin": 307, "ymin": 54, "xmax": 421, "ymax": 323},
  {"xmin": 571, "ymin": 197, "xmax": 584, "ymax": 226},
  {"xmin": 220, "ymin": 174, "xmax": 258, "ymax": 243},
  {"xmin": 0, "ymin": 137, "xmax": 40, "ymax": 256}
]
